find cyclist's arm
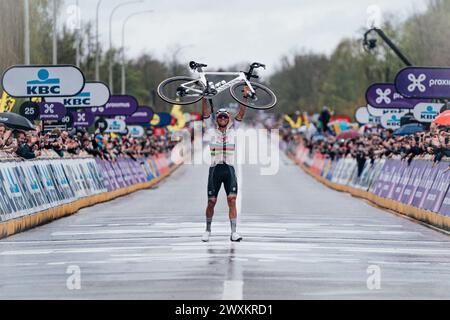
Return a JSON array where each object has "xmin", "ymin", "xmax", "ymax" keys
[
  {"xmin": 234, "ymin": 87, "xmax": 249, "ymax": 121},
  {"xmin": 235, "ymin": 103, "xmax": 246, "ymax": 122},
  {"xmin": 202, "ymin": 98, "xmax": 211, "ymax": 119}
]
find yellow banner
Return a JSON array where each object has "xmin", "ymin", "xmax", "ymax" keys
[
  {"xmin": 168, "ymin": 104, "xmax": 186, "ymax": 132},
  {"xmin": 0, "ymin": 91, "xmax": 16, "ymax": 113},
  {"xmin": 283, "ymin": 114, "xmax": 302, "ymax": 129},
  {"xmin": 150, "ymin": 113, "xmax": 161, "ymax": 126}
]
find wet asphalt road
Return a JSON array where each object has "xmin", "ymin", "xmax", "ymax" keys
[{"xmin": 1, "ymin": 153, "xmax": 450, "ymax": 300}]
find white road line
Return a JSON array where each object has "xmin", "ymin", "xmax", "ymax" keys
[
  {"xmin": 51, "ymin": 229, "xmax": 162, "ymax": 236},
  {"xmin": 237, "ymin": 161, "xmax": 243, "ymax": 225},
  {"xmin": 222, "ymin": 280, "xmax": 243, "ymax": 300}
]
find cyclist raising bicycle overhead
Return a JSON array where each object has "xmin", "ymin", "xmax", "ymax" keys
[{"xmin": 201, "ymin": 97, "xmax": 247, "ymax": 242}]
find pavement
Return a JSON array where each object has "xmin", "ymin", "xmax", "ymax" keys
[{"xmin": 1, "ymin": 153, "xmax": 450, "ymax": 300}]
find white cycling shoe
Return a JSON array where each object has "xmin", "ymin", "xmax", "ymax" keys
[
  {"xmin": 230, "ymin": 232, "xmax": 243, "ymax": 242},
  {"xmin": 201, "ymin": 231, "xmax": 211, "ymax": 242}
]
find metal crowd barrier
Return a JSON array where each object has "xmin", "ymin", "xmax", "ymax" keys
[
  {"xmin": 0, "ymin": 152, "xmax": 175, "ymax": 223},
  {"xmin": 291, "ymin": 144, "xmax": 450, "ymax": 229}
]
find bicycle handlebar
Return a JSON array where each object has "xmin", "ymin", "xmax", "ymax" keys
[
  {"xmin": 189, "ymin": 61, "xmax": 208, "ymax": 71},
  {"xmin": 244, "ymin": 62, "xmax": 266, "ymax": 80},
  {"xmin": 251, "ymin": 62, "xmax": 266, "ymax": 70}
]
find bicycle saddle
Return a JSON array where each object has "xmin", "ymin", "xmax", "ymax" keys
[{"xmin": 189, "ymin": 61, "xmax": 208, "ymax": 70}]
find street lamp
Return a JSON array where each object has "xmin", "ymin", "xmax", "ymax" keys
[
  {"xmin": 24, "ymin": 0, "xmax": 30, "ymax": 64},
  {"xmin": 53, "ymin": 0, "xmax": 57, "ymax": 64},
  {"xmin": 363, "ymin": 29, "xmax": 378, "ymax": 51},
  {"xmin": 108, "ymin": 0, "xmax": 143, "ymax": 94},
  {"xmin": 95, "ymin": 0, "xmax": 102, "ymax": 81},
  {"xmin": 75, "ymin": 0, "xmax": 80, "ymax": 68},
  {"xmin": 121, "ymin": 10, "xmax": 154, "ymax": 95},
  {"xmin": 363, "ymin": 27, "xmax": 412, "ymax": 66}
]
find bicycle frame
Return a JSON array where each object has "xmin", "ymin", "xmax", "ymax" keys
[{"xmin": 180, "ymin": 69, "xmax": 256, "ymax": 96}]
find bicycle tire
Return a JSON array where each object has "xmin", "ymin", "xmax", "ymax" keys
[
  {"xmin": 230, "ymin": 81, "xmax": 277, "ymax": 110},
  {"xmin": 157, "ymin": 76, "xmax": 204, "ymax": 106}
]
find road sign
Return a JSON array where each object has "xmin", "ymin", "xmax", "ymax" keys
[{"xmin": 2, "ymin": 65, "xmax": 85, "ymax": 98}]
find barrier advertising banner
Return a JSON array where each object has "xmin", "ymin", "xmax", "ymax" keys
[
  {"xmin": 391, "ymin": 161, "xmax": 414, "ymax": 201},
  {"xmin": 421, "ymin": 162, "xmax": 450, "ymax": 212},
  {"xmin": 398, "ymin": 160, "xmax": 427, "ymax": 205},
  {"xmin": 0, "ymin": 154, "xmax": 175, "ymax": 223},
  {"xmin": 410, "ymin": 161, "xmax": 439, "ymax": 208},
  {"xmin": 439, "ymin": 187, "xmax": 450, "ymax": 216},
  {"xmin": 386, "ymin": 161, "xmax": 408, "ymax": 200},
  {"xmin": 292, "ymin": 146, "xmax": 450, "ymax": 221}
]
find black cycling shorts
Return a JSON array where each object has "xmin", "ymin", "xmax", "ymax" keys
[{"xmin": 207, "ymin": 164, "xmax": 238, "ymax": 198}]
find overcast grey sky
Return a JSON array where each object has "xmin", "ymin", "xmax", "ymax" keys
[{"xmin": 62, "ymin": 0, "xmax": 428, "ymax": 73}]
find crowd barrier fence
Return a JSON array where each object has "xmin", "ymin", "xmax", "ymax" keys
[
  {"xmin": 0, "ymin": 152, "xmax": 182, "ymax": 238},
  {"xmin": 290, "ymin": 144, "xmax": 450, "ymax": 231}
]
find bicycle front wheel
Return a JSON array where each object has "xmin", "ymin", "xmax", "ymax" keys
[
  {"xmin": 157, "ymin": 76, "xmax": 205, "ymax": 105},
  {"xmin": 230, "ymin": 81, "xmax": 277, "ymax": 110}
]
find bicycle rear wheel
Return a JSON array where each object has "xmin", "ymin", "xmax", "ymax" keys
[
  {"xmin": 157, "ymin": 76, "xmax": 204, "ymax": 105},
  {"xmin": 230, "ymin": 81, "xmax": 277, "ymax": 110}
]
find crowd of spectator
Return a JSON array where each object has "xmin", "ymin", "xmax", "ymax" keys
[
  {"xmin": 276, "ymin": 116, "xmax": 450, "ymax": 175},
  {"xmin": 0, "ymin": 124, "xmax": 176, "ymax": 161}
]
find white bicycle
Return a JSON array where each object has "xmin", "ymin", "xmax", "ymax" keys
[{"xmin": 157, "ymin": 61, "xmax": 277, "ymax": 110}]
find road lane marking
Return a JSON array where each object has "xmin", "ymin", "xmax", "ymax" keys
[{"xmin": 222, "ymin": 280, "xmax": 243, "ymax": 300}]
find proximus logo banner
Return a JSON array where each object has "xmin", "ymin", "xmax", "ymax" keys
[
  {"xmin": 366, "ymin": 83, "xmax": 429, "ymax": 109},
  {"xmin": 395, "ymin": 67, "xmax": 450, "ymax": 99}
]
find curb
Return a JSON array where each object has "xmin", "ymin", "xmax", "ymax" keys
[
  {"xmin": 289, "ymin": 155, "xmax": 450, "ymax": 233},
  {"xmin": 0, "ymin": 163, "xmax": 183, "ymax": 239}
]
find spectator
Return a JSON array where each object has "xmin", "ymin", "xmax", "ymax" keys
[
  {"xmin": 318, "ymin": 106, "xmax": 331, "ymax": 133},
  {"xmin": 15, "ymin": 131, "xmax": 40, "ymax": 160},
  {"xmin": 0, "ymin": 122, "xmax": 176, "ymax": 162}
]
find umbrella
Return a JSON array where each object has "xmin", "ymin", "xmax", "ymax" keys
[
  {"xmin": 0, "ymin": 112, "xmax": 35, "ymax": 131},
  {"xmin": 311, "ymin": 134, "xmax": 326, "ymax": 142},
  {"xmin": 298, "ymin": 125, "xmax": 308, "ymax": 134},
  {"xmin": 393, "ymin": 123, "xmax": 425, "ymax": 136},
  {"xmin": 433, "ymin": 110, "xmax": 450, "ymax": 126},
  {"xmin": 336, "ymin": 130, "xmax": 360, "ymax": 140}
]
